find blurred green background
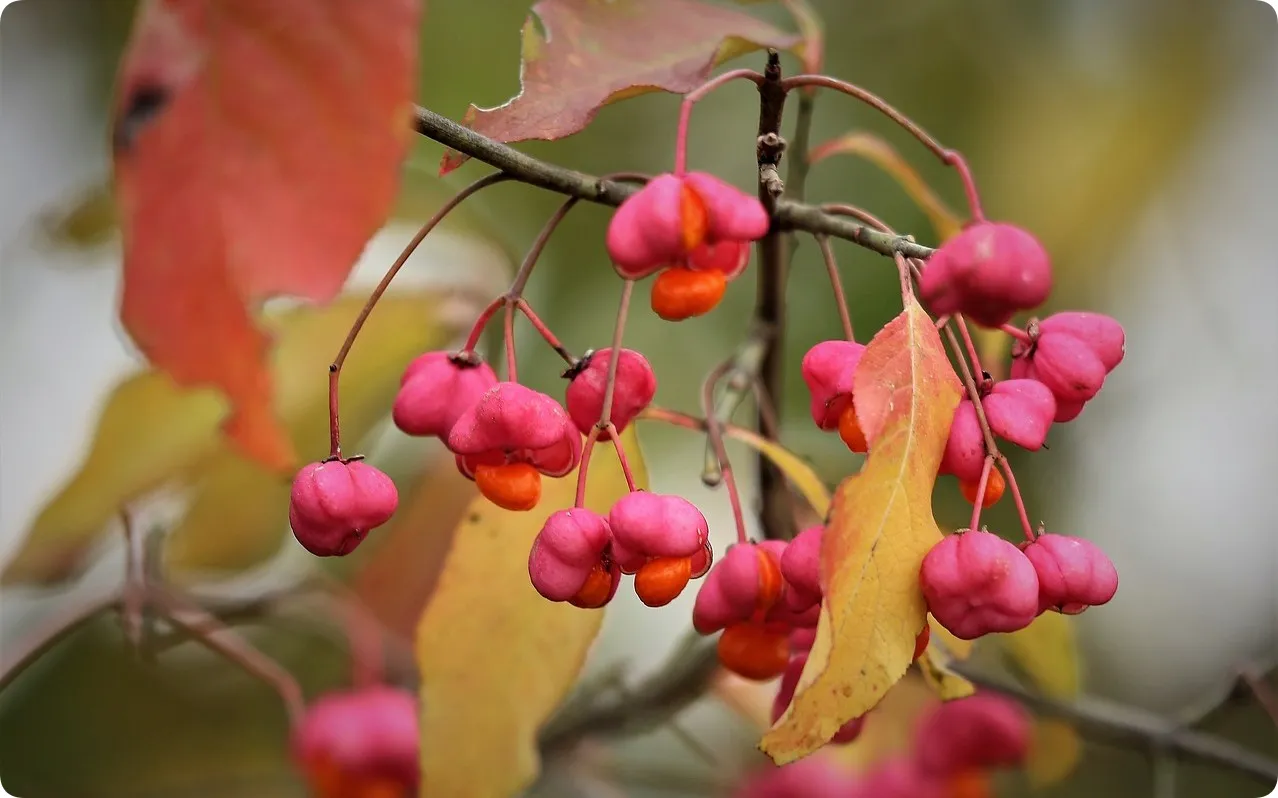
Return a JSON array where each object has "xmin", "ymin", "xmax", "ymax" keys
[{"xmin": 1, "ymin": 0, "xmax": 1275, "ymax": 796}]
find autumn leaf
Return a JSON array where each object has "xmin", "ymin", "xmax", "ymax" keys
[
  {"xmin": 439, "ymin": 0, "xmax": 799, "ymax": 173},
  {"xmin": 5, "ymin": 291, "xmax": 479, "ymax": 585},
  {"xmin": 112, "ymin": 0, "xmax": 421, "ymax": 472},
  {"xmin": 723, "ymin": 423, "xmax": 832, "ymax": 518},
  {"xmin": 416, "ymin": 428, "xmax": 648, "ymax": 797},
  {"xmin": 760, "ymin": 297, "xmax": 961, "ymax": 763},
  {"xmin": 917, "ymin": 643, "xmax": 976, "ymax": 702}
]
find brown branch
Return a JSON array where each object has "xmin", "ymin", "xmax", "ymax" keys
[
  {"xmin": 410, "ymin": 106, "xmax": 934, "ymax": 262},
  {"xmin": 952, "ymin": 663, "xmax": 1278, "ymax": 788}
]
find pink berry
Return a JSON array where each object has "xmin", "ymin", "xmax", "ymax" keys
[
  {"xmin": 392, "ymin": 351, "xmax": 497, "ymax": 439},
  {"xmin": 789, "ymin": 626, "xmax": 816, "ymax": 654},
  {"xmin": 780, "ymin": 524, "xmax": 823, "ymax": 612},
  {"xmin": 692, "ymin": 541, "xmax": 787, "ymax": 633},
  {"xmin": 771, "ymin": 652, "xmax": 866, "ymax": 744},
  {"xmin": 939, "ymin": 400, "xmax": 986, "ymax": 482},
  {"xmin": 730, "ymin": 758, "xmax": 860, "ymax": 798},
  {"xmin": 289, "ymin": 459, "xmax": 398, "ymax": 556},
  {"xmin": 528, "ymin": 509, "xmax": 620, "ymax": 608},
  {"xmin": 918, "ymin": 222, "xmax": 1053, "ymax": 328},
  {"xmin": 606, "ymin": 172, "xmax": 768, "ymax": 279},
  {"xmin": 291, "ymin": 685, "xmax": 419, "ymax": 793},
  {"xmin": 912, "ymin": 692, "xmax": 1030, "ymax": 775},
  {"xmin": 564, "ymin": 348, "xmax": 657, "ymax": 437},
  {"xmin": 607, "ymin": 491, "xmax": 710, "ymax": 574},
  {"xmin": 852, "ymin": 759, "xmax": 947, "ymax": 798},
  {"xmin": 1039, "ymin": 311, "xmax": 1126, "ymax": 371},
  {"xmin": 919, "ymin": 530, "xmax": 1040, "ymax": 639},
  {"xmin": 982, "ymin": 379, "xmax": 1056, "ymax": 451},
  {"xmin": 688, "ymin": 238, "xmax": 751, "ymax": 280},
  {"xmin": 447, "ymin": 382, "xmax": 582, "ymax": 479},
  {"xmin": 800, "ymin": 340, "xmax": 866, "ymax": 430},
  {"xmin": 1022, "ymin": 533, "xmax": 1119, "ymax": 614}
]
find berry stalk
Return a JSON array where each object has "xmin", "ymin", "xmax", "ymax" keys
[
  {"xmin": 574, "ymin": 280, "xmax": 637, "ymax": 507},
  {"xmin": 968, "ymin": 456, "xmax": 994, "ymax": 531},
  {"xmin": 673, "ymin": 69, "xmax": 766, "ymax": 175},
  {"xmin": 327, "ymin": 173, "xmax": 510, "ymax": 459},
  {"xmin": 781, "ymin": 75, "xmax": 985, "ymax": 222},
  {"xmin": 702, "ymin": 360, "xmax": 750, "ymax": 546},
  {"xmin": 813, "ymin": 234, "xmax": 854, "ymax": 340}
]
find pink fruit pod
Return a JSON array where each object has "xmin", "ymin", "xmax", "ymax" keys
[
  {"xmin": 920, "ymin": 530, "xmax": 1040, "ymax": 640},
  {"xmin": 918, "ymin": 222, "xmax": 1053, "ymax": 328},
  {"xmin": 730, "ymin": 758, "xmax": 860, "ymax": 798},
  {"xmin": 692, "ymin": 541, "xmax": 787, "ymax": 634},
  {"xmin": 607, "ymin": 491, "xmax": 710, "ymax": 573},
  {"xmin": 771, "ymin": 652, "xmax": 866, "ymax": 744},
  {"xmin": 1022, "ymin": 533, "xmax": 1118, "ymax": 614},
  {"xmin": 780, "ymin": 524, "xmax": 823, "ymax": 612},
  {"xmin": 291, "ymin": 685, "xmax": 420, "ymax": 792},
  {"xmin": 528, "ymin": 508, "xmax": 620, "ymax": 607},
  {"xmin": 605, "ymin": 172, "xmax": 768, "ymax": 280},
  {"xmin": 564, "ymin": 348, "xmax": 657, "ymax": 437},
  {"xmin": 851, "ymin": 758, "xmax": 947, "ymax": 798},
  {"xmin": 682, "ymin": 172, "xmax": 770, "ymax": 242},
  {"xmin": 1039, "ymin": 311, "xmax": 1126, "ymax": 372},
  {"xmin": 688, "ymin": 238, "xmax": 751, "ymax": 280},
  {"xmin": 982, "ymin": 378, "xmax": 1056, "ymax": 451},
  {"xmin": 789, "ymin": 626, "xmax": 817, "ymax": 653},
  {"xmin": 939, "ymin": 400, "xmax": 986, "ymax": 482},
  {"xmin": 800, "ymin": 340, "xmax": 866, "ymax": 430},
  {"xmin": 1009, "ymin": 357, "xmax": 1088, "ymax": 423},
  {"xmin": 1026, "ymin": 330, "xmax": 1109, "ymax": 404},
  {"xmin": 605, "ymin": 174, "xmax": 690, "ymax": 279},
  {"xmin": 448, "ymin": 382, "xmax": 581, "ymax": 479},
  {"xmin": 913, "ymin": 692, "xmax": 1031, "ymax": 775},
  {"xmin": 392, "ymin": 351, "xmax": 497, "ymax": 439},
  {"xmin": 289, "ymin": 459, "xmax": 399, "ymax": 557}
]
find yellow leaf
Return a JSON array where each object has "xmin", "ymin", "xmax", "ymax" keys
[
  {"xmin": 917, "ymin": 644, "xmax": 976, "ymax": 702},
  {"xmin": 998, "ymin": 612, "xmax": 1083, "ymax": 786},
  {"xmin": 761, "ymin": 297, "xmax": 961, "ymax": 763},
  {"xmin": 724, "ymin": 425, "xmax": 831, "ymax": 518},
  {"xmin": 807, "ymin": 132, "xmax": 964, "ymax": 241},
  {"xmin": 2, "ymin": 374, "xmax": 228, "ymax": 584},
  {"xmin": 416, "ymin": 428, "xmax": 649, "ymax": 798},
  {"xmin": 5, "ymin": 291, "xmax": 472, "ymax": 585},
  {"xmin": 164, "ymin": 293, "xmax": 470, "ymax": 575}
]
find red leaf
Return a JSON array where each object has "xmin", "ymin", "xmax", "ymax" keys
[
  {"xmin": 439, "ymin": 0, "xmax": 798, "ymax": 174},
  {"xmin": 112, "ymin": 0, "xmax": 421, "ymax": 472}
]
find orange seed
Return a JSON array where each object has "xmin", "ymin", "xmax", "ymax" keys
[
  {"xmin": 717, "ymin": 622, "xmax": 790, "ymax": 681},
  {"xmin": 634, "ymin": 556, "xmax": 693, "ymax": 607},
  {"xmin": 959, "ymin": 468, "xmax": 1006, "ymax": 508},
  {"xmin": 650, "ymin": 267, "xmax": 728, "ymax": 321},
  {"xmin": 678, "ymin": 184, "xmax": 708, "ymax": 252},
  {"xmin": 838, "ymin": 403, "xmax": 868, "ymax": 453},
  {"xmin": 474, "ymin": 462, "xmax": 542, "ymax": 511},
  {"xmin": 570, "ymin": 561, "xmax": 615, "ymax": 609}
]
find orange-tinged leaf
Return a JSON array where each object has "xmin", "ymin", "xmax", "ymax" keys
[
  {"xmin": 416, "ymin": 428, "xmax": 648, "ymax": 797},
  {"xmin": 760, "ymin": 297, "xmax": 961, "ymax": 763},
  {"xmin": 112, "ymin": 0, "xmax": 421, "ymax": 472},
  {"xmin": 439, "ymin": 0, "xmax": 798, "ymax": 173},
  {"xmin": 808, "ymin": 132, "xmax": 964, "ymax": 242}
]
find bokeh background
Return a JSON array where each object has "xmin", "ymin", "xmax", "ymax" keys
[{"xmin": 1, "ymin": 0, "xmax": 1275, "ymax": 796}]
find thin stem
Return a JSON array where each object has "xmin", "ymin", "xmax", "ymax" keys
[
  {"xmin": 1000, "ymin": 323, "xmax": 1031, "ymax": 343},
  {"xmin": 998, "ymin": 456, "xmax": 1036, "ymax": 542},
  {"xmin": 814, "ymin": 234, "xmax": 854, "ymax": 340},
  {"xmin": 152, "ymin": 589, "xmax": 306, "ymax": 727},
  {"xmin": 609, "ymin": 430, "xmax": 639, "ymax": 492},
  {"xmin": 509, "ymin": 197, "xmax": 578, "ymax": 296},
  {"xmin": 575, "ymin": 427, "xmax": 601, "ymax": 509},
  {"xmin": 328, "ymin": 173, "xmax": 509, "ymax": 458},
  {"xmin": 702, "ymin": 362, "xmax": 750, "ymax": 545},
  {"xmin": 781, "ymin": 75, "xmax": 985, "ymax": 221},
  {"xmin": 673, "ymin": 69, "xmax": 765, "ymax": 174},
  {"xmin": 459, "ymin": 296, "xmax": 505, "ymax": 354},
  {"xmin": 0, "ymin": 594, "xmax": 119, "ymax": 693},
  {"xmin": 596, "ymin": 280, "xmax": 634, "ymax": 430},
  {"xmin": 120, "ymin": 509, "xmax": 146, "ymax": 650},
  {"xmin": 700, "ymin": 327, "xmax": 772, "ymax": 486},
  {"xmin": 956, "ymin": 315, "xmax": 986, "ymax": 381},
  {"xmin": 502, "ymin": 302, "xmax": 518, "ymax": 381},
  {"xmin": 1240, "ymin": 668, "xmax": 1278, "ymax": 729},
  {"xmin": 516, "ymin": 298, "xmax": 574, "ymax": 365},
  {"xmin": 968, "ymin": 456, "xmax": 994, "ymax": 531}
]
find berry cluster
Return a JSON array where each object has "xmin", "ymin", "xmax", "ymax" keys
[
  {"xmin": 733, "ymin": 693, "xmax": 1030, "ymax": 798},
  {"xmin": 291, "ymin": 685, "xmax": 420, "ymax": 798},
  {"xmin": 284, "ymin": 61, "xmax": 1129, "ymax": 763}
]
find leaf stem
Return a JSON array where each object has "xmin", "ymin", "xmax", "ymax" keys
[
  {"xmin": 673, "ymin": 69, "xmax": 766, "ymax": 175},
  {"xmin": 814, "ymin": 234, "xmax": 854, "ymax": 340},
  {"xmin": 327, "ymin": 173, "xmax": 509, "ymax": 459},
  {"xmin": 779, "ymin": 75, "xmax": 985, "ymax": 222}
]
